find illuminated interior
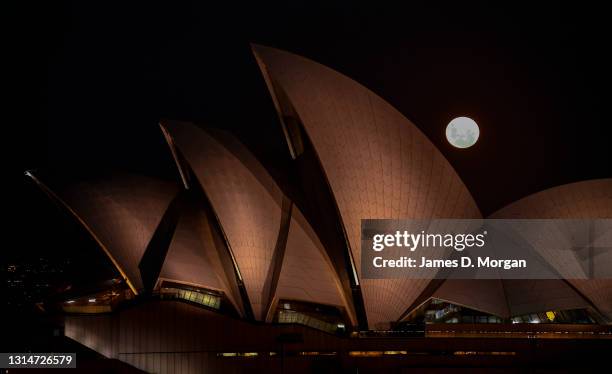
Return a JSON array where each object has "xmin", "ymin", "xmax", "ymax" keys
[
  {"xmin": 510, "ymin": 309, "xmax": 596, "ymax": 324},
  {"xmin": 402, "ymin": 298, "xmax": 503, "ymax": 325},
  {"xmin": 61, "ymin": 280, "xmax": 133, "ymax": 314},
  {"xmin": 402, "ymin": 298, "xmax": 598, "ymax": 326},
  {"xmin": 275, "ymin": 299, "xmax": 348, "ymax": 334},
  {"xmin": 159, "ymin": 282, "xmax": 222, "ymax": 310}
]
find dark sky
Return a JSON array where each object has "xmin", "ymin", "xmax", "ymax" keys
[{"xmin": 7, "ymin": 2, "xmax": 612, "ymax": 268}]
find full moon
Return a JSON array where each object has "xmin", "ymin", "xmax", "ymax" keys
[{"xmin": 446, "ymin": 117, "xmax": 479, "ymax": 148}]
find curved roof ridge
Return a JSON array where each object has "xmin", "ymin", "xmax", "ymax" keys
[{"xmin": 252, "ymin": 44, "xmax": 481, "ymax": 328}]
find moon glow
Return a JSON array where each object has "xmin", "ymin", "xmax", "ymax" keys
[{"xmin": 446, "ymin": 117, "xmax": 479, "ymax": 148}]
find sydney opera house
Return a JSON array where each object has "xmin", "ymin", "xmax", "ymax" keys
[{"xmin": 26, "ymin": 45, "xmax": 612, "ymax": 372}]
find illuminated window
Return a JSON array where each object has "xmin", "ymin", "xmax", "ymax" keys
[
  {"xmin": 217, "ymin": 352, "xmax": 258, "ymax": 358},
  {"xmin": 275, "ymin": 299, "xmax": 347, "ymax": 334},
  {"xmin": 403, "ymin": 298, "xmax": 502, "ymax": 325},
  {"xmin": 60, "ymin": 286, "xmax": 131, "ymax": 314},
  {"xmin": 454, "ymin": 351, "xmax": 516, "ymax": 356},
  {"xmin": 510, "ymin": 309, "xmax": 594, "ymax": 324},
  {"xmin": 161, "ymin": 284, "xmax": 222, "ymax": 310},
  {"xmin": 349, "ymin": 351, "xmax": 384, "ymax": 357},
  {"xmin": 298, "ymin": 351, "xmax": 337, "ymax": 356},
  {"xmin": 383, "ymin": 351, "xmax": 408, "ymax": 356}
]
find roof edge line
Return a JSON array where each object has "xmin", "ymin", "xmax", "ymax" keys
[
  {"xmin": 24, "ymin": 171, "xmax": 139, "ymax": 295},
  {"xmin": 159, "ymin": 122, "xmax": 191, "ymax": 189}
]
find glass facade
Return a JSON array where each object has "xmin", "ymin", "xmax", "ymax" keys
[
  {"xmin": 275, "ymin": 299, "xmax": 347, "ymax": 334},
  {"xmin": 405, "ymin": 298, "xmax": 503, "ymax": 324},
  {"xmin": 403, "ymin": 298, "xmax": 597, "ymax": 325},
  {"xmin": 160, "ymin": 285, "xmax": 221, "ymax": 310},
  {"xmin": 60, "ymin": 281, "xmax": 132, "ymax": 314},
  {"xmin": 277, "ymin": 310, "xmax": 339, "ymax": 334},
  {"xmin": 510, "ymin": 309, "xmax": 595, "ymax": 324}
]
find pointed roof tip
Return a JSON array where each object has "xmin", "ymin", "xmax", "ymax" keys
[
  {"xmin": 249, "ymin": 43, "xmax": 282, "ymax": 62},
  {"xmin": 158, "ymin": 119, "xmax": 198, "ymax": 134},
  {"xmin": 159, "ymin": 118, "xmax": 183, "ymax": 128},
  {"xmin": 249, "ymin": 42, "xmax": 265, "ymax": 52},
  {"xmin": 249, "ymin": 43, "xmax": 270, "ymax": 66},
  {"xmin": 249, "ymin": 43, "xmax": 261, "ymax": 57}
]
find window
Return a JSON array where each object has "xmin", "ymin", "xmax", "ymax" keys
[
  {"xmin": 275, "ymin": 299, "xmax": 347, "ymax": 334},
  {"xmin": 510, "ymin": 309, "xmax": 595, "ymax": 324},
  {"xmin": 161, "ymin": 285, "xmax": 222, "ymax": 310}
]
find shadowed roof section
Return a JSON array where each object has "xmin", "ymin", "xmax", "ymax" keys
[
  {"xmin": 490, "ymin": 179, "xmax": 612, "ymax": 219},
  {"xmin": 273, "ymin": 205, "xmax": 351, "ymax": 322},
  {"xmin": 252, "ymin": 44, "xmax": 481, "ymax": 328},
  {"xmin": 163, "ymin": 121, "xmax": 284, "ymax": 320},
  {"xmin": 49, "ymin": 174, "xmax": 179, "ymax": 292},
  {"xmin": 503, "ymin": 279, "xmax": 590, "ymax": 317},
  {"xmin": 490, "ymin": 179, "xmax": 612, "ymax": 321},
  {"xmin": 428, "ymin": 279, "xmax": 590, "ymax": 319},
  {"xmin": 157, "ymin": 202, "xmax": 240, "ymax": 312},
  {"xmin": 432, "ymin": 280, "xmax": 509, "ymax": 318}
]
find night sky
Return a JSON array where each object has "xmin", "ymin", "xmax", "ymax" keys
[{"xmin": 6, "ymin": 2, "xmax": 612, "ymax": 305}]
